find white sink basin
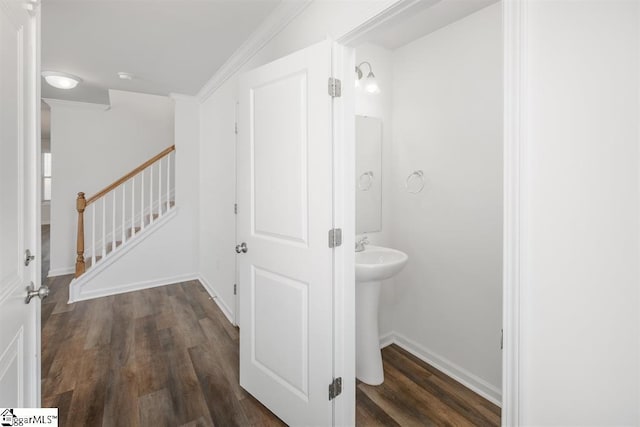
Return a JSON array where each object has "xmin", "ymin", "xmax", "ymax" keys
[{"xmin": 355, "ymin": 245, "xmax": 408, "ymax": 282}]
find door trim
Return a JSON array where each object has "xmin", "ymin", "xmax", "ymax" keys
[
  {"xmin": 29, "ymin": 0, "xmax": 42, "ymax": 408},
  {"xmin": 330, "ymin": 41, "xmax": 356, "ymax": 427},
  {"xmin": 501, "ymin": 0, "xmax": 528, "ymax": 425}
]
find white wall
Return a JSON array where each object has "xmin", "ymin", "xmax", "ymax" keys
[
  {"xmin": 47, "ymin": 90, "xmax": 175, "ymax": 276},
  {"xmin": 198, "ymin": 82, "xmax": 237, "ymax": 321},
  {"xmin": 521, "ymin": 1, "xmax": 640, "ymax": 424},
  {"xmin": 387, "ymin": 3, "xmax": 503, "ymax": 401},
  {"xmin": 71, "ymin": 95, "xmax": 200, "ymax": 299}
]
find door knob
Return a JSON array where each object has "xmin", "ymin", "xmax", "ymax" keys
[
  {"xmin": 235, "ymin": 242, "xmax": 248, "ymax": 254},
  {"xmin": 25, "ymin": 282, "xmax": 49, "ymax": 304}
]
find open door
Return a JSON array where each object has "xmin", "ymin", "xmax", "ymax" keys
[
  {"xmin": 237, "ymin": 40, "xmax": 337, "ymax": 426},
  {"xmin": 0, "ymin": 0, "xmax": 41, "ymax": 408}
]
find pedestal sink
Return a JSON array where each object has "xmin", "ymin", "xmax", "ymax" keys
[{"xmin": 355, "ymin": 246, "xmax": 408, "ymax": 385}]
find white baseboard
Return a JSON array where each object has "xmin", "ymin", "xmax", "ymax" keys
[
  {"xmin": 197, "ymin": 274, "xmax": 235, "ymax": 325},
  {"xmin": 48, "ymin": 267, "xmax": 74, "ymax": 277},
  {"xmin": 69, "ymin": 272, "xmax": 199, "ymax": 303},
  {"xmin": 379, "ymin": 331, "xmax": 395, "ymax": 349},
  {"xmin": 379, "ymin": 331, "xmax": 502, "ymax": 407}
]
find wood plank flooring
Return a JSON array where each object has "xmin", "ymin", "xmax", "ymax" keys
[
  {"xmin": 42, "ymin": 275, "xmax": 500, "ymax": 426},
  {"xmin": 42, "ymin": 276, "xmax": 284, "ymax": 427},
  {"xmin": 357, "ymin": 346, "xmax": 501, "ymax": 426}
]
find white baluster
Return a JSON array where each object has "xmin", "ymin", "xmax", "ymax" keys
[
  {"xmin": 141, "ymin": 169, "xmax": 145, "ymax": 230},
  {"xmin": 102, "ymin": 197, "xmax": 106, "ymax": 258},
  {"xmin": 167, "ymin": 152, "xmax": 171, "ymax": 210},
  {"xmin": 159, "ymin": 158, "xmax": 163, "ymax": 217},
  {"xmin": 122, "ymin": 184, "xmax": 126, "ymax": 244},
  {"xmin": 91, "ymin": 203, "xmax": 96, "ymax": 266},
  {"xmin": 112, "ymin": 191, "xmax": 116, "ymax": 252},
  {"xmin": 131, "ymin": 176, "xmax": 136, "ymax": 237},
  {"xmin": 150, "ymin": 163, "xmax": 154, "ymax": 224}
]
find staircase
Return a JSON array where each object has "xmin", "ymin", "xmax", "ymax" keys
[{"xmin": 73, "ymin": 145, "xmax": 176, "ymax": 281}]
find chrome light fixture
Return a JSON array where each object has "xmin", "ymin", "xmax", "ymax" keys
[
  {"xmin": 355, "ymin": 61, "xmax": 380, "ymax": 94},
  {"xmin": 42, "ymin": 71, "xmax": 81, "ymax": 90}
]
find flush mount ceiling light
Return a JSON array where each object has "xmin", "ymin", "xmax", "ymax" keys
[
  {"xmin": 117, "ymin": 72, "xmax": 135, "ymax": 80},
  {"xmin": 41, "ymin": 71, "xmax": 81, "ymax": 90},
  {"xmin": 355, "ymin": 61, "xmax": 380, "ymax": 94}
]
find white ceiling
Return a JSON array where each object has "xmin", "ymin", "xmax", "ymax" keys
[
  {"xmin": 41, "ymin": 0, "xmax": 281, "ymax": 103},
  {"xmin": 358, "ymin": 0, "xmax": 499, "ymax": 50}
]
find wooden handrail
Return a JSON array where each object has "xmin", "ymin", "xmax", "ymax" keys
[{"xmin": 85, "ymin": 145, "xmax": 175, "ymax": 205}]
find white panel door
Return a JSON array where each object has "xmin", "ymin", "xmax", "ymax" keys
[
  {"xmin": 237, "ymin": 40, "xmax": 335, "ymax": 426},
  {"xmin": 0, "ymin": 0, "xmax": 40, "ymax": 408}
]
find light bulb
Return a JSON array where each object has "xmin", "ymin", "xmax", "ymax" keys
[{"xmin": 364, "ymin": 72, "xmax": 380, "ymax": 94}]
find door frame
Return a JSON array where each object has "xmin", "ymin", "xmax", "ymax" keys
[
  {"xmin": 26, "ymin": 0, "xmax": 42, "ymax": 407},
  {"xmin": 334, "ymin": 0, "xmax": 527, "ymax": 425},
  {"xmin": 330, "ymin": 41, "xmax": 356, "ymax": 426}
]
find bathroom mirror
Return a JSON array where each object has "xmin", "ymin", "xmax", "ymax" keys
[{"xmin": 356, "ymin": 116, "xmax": 382, "ymax": 234}]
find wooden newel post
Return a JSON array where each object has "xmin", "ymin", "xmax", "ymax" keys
[{"xmin": 75, "ymin": 192, "xmax": 86, "ymax": 278}]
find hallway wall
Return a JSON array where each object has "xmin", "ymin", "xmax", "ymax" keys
[
  {"xmin": 47, "ymin": 90, "xmax": 174, "ymax": 276},
  {"xmin": 520, "ymin": 1, "xmax": 639, "ymax": 424}
]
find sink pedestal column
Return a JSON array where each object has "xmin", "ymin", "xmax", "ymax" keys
[{"xmin": 356, "ymin": 280, "xmax": 384, "ymax": 385}]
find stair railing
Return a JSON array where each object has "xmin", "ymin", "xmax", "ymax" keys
[{"xmin": 75, "ymin": 145, "xmax": 176, "ymax": 278}]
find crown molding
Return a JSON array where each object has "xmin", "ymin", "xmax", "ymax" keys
[
  {"xmin": 42, "ymin": 98, "xmax": 110, "ymax": 111},
  {"xmin": 169, "ymin": 93, "xmax": 198, "ymax": 103},
  {"xmin": 196, "ymin": 0, "xmax": 312, "ymax": 102},
  {"xmin": 336, "ymin": 0, "xmax": 426, "ymax": 46}
]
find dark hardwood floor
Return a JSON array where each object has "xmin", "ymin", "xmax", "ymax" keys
[
  {"xmin": 42, "ymin": 275, "xmax": 500, "ymax": 426},
  {"xmin": 357, "ymin": 346, "xmax": 500, "ymax": 426},
  {"xmin": 42, "ymin": 276, "xmax": 284, "ymax": 427}
]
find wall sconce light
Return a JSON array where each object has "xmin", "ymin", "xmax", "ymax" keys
[{"xmin": 355, "ymin": 61, "xmax": 380, "ymax": 94}]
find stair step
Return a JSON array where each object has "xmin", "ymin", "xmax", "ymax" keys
[
  {"xmin": 86, "ymin": 255, "xmax": 103, "ymax": 268},
  {"xmin": 105, "ymin": 240, "xmax": 123, "ymax": 256}
]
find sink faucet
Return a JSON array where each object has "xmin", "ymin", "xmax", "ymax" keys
[{"xmin": 355, "ymin": 236, "xmax": 369, "ymax": 252}]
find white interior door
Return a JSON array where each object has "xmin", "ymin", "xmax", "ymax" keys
[
  {"xmin": 237, "ymin": 40, "xmax": 336, "ymax": 426},
  {"xmin": 0, "ymin": 0, "xmax": 40, "ymax": 408}
]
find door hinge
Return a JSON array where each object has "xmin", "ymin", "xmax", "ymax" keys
[
  {"xmin": 328, "ymin": 77, "xmax": 342, "ymax": 98},
  {"xmin": 328, "ymin": 228, "xmax": 342, "ymax": 248},
  {"xmin": 234, "ymin": 284, "xmax": 237, "ymax": 295},
  {"xmin": 234, "ymin": 203, "xmax": 238, "ymax": 214},
  {"xmin": 329, "ymin": 377, "xmax": 342, "ymax": 400},
  {"xmin": 501, "ymin": 329, "xmax": 503, "ymax": 350},
  {"xmin": 235, "ymin": 122, "xmax": 238, "ymax": 135}
]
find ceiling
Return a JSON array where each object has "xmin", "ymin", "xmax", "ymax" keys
[
  {"xmin": 358, "ymin": 0, "xmax": 499, "ymax": 50},
  {"xmin": 41, "ymin": 0, "xmax": 281, "ymax": 103}
]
